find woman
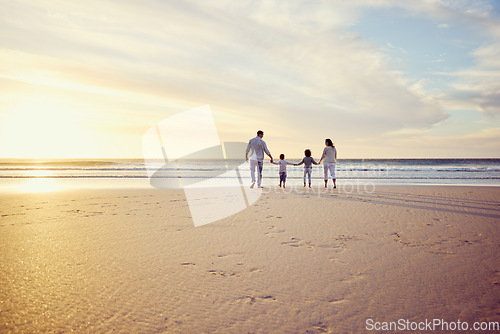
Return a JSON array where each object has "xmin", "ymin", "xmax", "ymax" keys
[{"xmin": 318, "ymin": 138, "xmax": 337, "ymax": 188}]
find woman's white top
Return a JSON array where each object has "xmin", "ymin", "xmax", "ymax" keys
[{"xmin": 320, "ymin": 146, "xmax": 337, "ymax": 163}]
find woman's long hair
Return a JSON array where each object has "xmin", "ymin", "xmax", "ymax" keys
[{"xmin": 325, "ymin": 138, "xmax": 334, "ymax": 147}]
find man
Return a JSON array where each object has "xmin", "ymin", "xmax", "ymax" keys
[{"xmin": 245, "ymin": 130, "xmax": 273, "ymax": 188}]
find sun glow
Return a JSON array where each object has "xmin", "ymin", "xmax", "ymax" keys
[
  {"xmin": 17, "ymin": 170, "xmax": 65, "ymax": 193},
  {"xmin": 0, "ymin": 98, "xmax": 91, "ymax": 158}
]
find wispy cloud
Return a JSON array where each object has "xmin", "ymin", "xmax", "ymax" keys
[{"xmin": 0, "ymin": 1, "xmax": 447, "ymax": 123}]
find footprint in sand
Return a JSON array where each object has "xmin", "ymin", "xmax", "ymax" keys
[
  {"xmin": 264, "ymin": 226, "xmax": 285, "ymax": 237},
  {"xmin": 493, "ymin": 271, "xmax": 500, "ymax": 285},
  {"xmin": 280, "ymin": 238, "xmax": 316, "ymax": 250},
  {"xmin": 317, "ymin": 244, "xmax": 344, "ymax": 251},
  {"xmin": 335, "ymin": 235, "xmax": 362, "ymax": 241},
  {"xmin": 312, "ymin": 321, "xmax": 334, "ymax": 333},
  {"xmin": 216, "ymin": 252, "xmax": 243, "ymax": 258},
  {"xmin": 207, "ymin": 269, "xmax": 240, "ymax": 278},
  {"xmin": 236, "ymin": 295, "xmax": 276, "ymax": 305},
  {"xmin": 328, "ymin": 297, "xmax": 346, "ymax": 304},
  {"xmin": 180, "ymin": 262, "xmax": 195, "ymax": 266},
  {"xmin": 281, "ymin": 237, "xmax": 300, "ymax": 245}
]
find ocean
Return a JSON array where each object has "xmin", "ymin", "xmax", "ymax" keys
[{"xmin": 0, "ymin": 158, "xmax": 499, "ymax": 192}]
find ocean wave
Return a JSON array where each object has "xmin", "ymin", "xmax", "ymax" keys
[
  {"xmin": 0, "ymin": 160, "xmax": 124, "ymax": 167},
  {"xmin": 2, "ymin": 167, "xmax": 500, "ymax": 173}
]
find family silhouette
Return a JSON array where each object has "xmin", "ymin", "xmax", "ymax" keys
[{"xmin": 246, "ymin": 130, "xmax": 337, "ymax": 189}]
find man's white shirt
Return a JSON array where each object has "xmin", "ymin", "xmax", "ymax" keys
[{"xmin": 246, "ymin": 136, "xmax": 271, "ymax": 161}]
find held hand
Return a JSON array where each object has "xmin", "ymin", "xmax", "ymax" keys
[
  {"xmin": 270, "ymin": 158, "xmax": 273, "ymax": 163},
  {"xmin": 246, "ymin": 158, "xmax": 249, "ymax": 163}
]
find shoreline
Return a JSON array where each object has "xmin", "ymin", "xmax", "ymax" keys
[{"xmin": 0, "ymin": 178, "xmax": 498, "ymax": 194}]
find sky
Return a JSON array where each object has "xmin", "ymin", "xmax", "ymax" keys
[{"xmin": 1, "ymin": 0, "xmax": 499, "ymax": 159}]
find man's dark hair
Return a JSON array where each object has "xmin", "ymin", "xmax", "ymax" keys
[
  {"xmin": 304, "ymin": 149, "xmax": 311, "ymax": 157},
  {"xmin": 280, "ymin": 154, "xmax": 285, "ymax": 159},
  {"xmin": 257, "ymin": 130, "xmax": 264, "ymax": 136}
]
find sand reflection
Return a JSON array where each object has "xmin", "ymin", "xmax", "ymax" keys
[{"xmin": 18, "ymin": 170, "xmax": 65, "ymax": 193}]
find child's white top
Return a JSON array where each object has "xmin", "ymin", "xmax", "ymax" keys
[{"xmin": 272, "ymin": 160, "xmax": 293, "ymax": 173}]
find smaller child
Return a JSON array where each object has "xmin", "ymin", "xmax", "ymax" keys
[
  {"xmin": 296, "ymin": 149, "xmax": 319, "ymax": 188},
  {"xmin": 271, "ymin": 154, "xmax": 294, "ymax": 188}
]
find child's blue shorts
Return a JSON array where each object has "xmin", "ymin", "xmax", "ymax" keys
[{"xmin": 279, "ymin": 172, "xmax": 287, "ymax": 182}]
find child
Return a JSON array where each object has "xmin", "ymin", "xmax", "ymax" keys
[
  {"xmin": 271, "ymin": 154, "xmax": 294, "ymax": 188},
  {"xmin": 296, "ymin": 149, "xmax": 319, "ymax": 188}
]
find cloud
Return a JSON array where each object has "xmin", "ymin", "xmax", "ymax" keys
[
  {"xmin": 438, "ymin": 66, "xmax": 500, "ymax": 116},
  {"xmin": 1, "ymin": 1, "xmax": 448, "ymax": 130},
  {"xmin": 473, "ymin": 43, "xmax": 500, "ymax": 68},
  {"xmin": 369, "ymin": 0, "xmax": 500, "ymax": 117},
  {"xmin": 448, "ymin": 26, "xmax": 500, "ymax": 116},
  {"xmin": 384, "ymin": 0, "xmax": 493, "ymax": 21},
  {"xmin": 375, "ymin": 126, "xmax": 500, "ymax": 157},
  {"xmin": 2, "ymin": 0, "xmax": 498, "ymax": 158}
]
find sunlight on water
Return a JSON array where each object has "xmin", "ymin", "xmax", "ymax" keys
[{"xmin": 17, "ymin": 170, "xmax": 65, "ymax": 193}]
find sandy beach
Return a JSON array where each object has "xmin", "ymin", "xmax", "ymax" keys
[{"xmin": 1, "ymin": 185, "xmax": 499, "ymax": 333}]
